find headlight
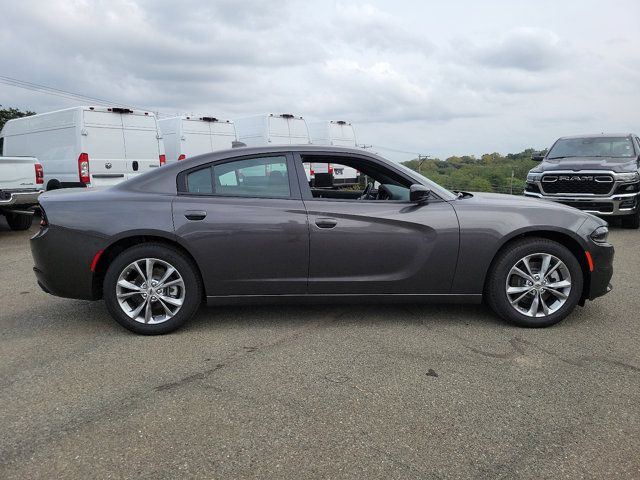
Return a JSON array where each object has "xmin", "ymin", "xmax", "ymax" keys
[
  {"xmin": 615, "ymin": 172, "xmax": 640, "ymax": 183},
  {"xmin": 590, "ymin": 225, "xmax": 609, "ymax": 244},
  {"xmin": 527, "ymin": 172, "xmax": 542, "ymax": 182}
]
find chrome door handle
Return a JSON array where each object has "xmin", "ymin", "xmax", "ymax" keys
[
  {"xmin": 184, "ymin": 210, "xmax": 207, "ymax": 221},
  {"xmin": 315, "ymin": 218, "xmax": 337, "ymax": 229}
]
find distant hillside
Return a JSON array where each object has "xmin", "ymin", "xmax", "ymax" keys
[{"xmin": 401, "ymin": 149, "xmax": 543, "ymax": 195}]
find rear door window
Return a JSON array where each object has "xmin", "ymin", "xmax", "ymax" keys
[
  {"xmin": 186, "ymin": 167, "xmax": 213, "ymax": 194},
  {"xmin": 183, "ymin": 156, "xmax": 290, "ymax": 198},
  {"xmin": 214, "ymin": 156, "xmax": 290, "ymax": 198}
]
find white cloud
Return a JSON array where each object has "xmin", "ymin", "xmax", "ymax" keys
[{"xmin": 1, "ymin": 0, "xmax": 639, "ymax": 160}]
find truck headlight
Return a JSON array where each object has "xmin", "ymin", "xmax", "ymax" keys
[
  {"xmin": 527, "ymin": 172, "xmax": 542, "ymax": 182},
  {"xmin": 615, "ymin": 172, "xmax": 640, "ymax": 182},
  {"xmin": 590, "ymin": 226, "xmax": 609, "ymax": 244}
]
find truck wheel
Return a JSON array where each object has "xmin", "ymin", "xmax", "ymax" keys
[
  {"xmin": 486, "ymin": 237, "xmax": 583, "ymax": 328},
  {"xmin": 621, "ymin": 211, "xmax": 640, "ymax": 229},
  {"xmin": 6, "ymin": 213, "xmax": 33, "ymax": 231},
  {"xmin": 46, "ymin": 179, "xmax": 62, "ymax": 191},
  {"xmin": 103, "ymin": 243, "xmax": 203, "ymax": 335}
]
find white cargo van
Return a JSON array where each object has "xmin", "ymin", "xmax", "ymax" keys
[
  {"xmin": 234, "ymin": 113, "xmax": 311, "ymax": 147},
  {"xmin": 0, "ymin": 106, "xmax": 165, "ymax": 189},
  {"xmin": 307, "ymin": 120, "xmax": 360, "ymax": 185},
  {"xmin": 159, "ymin": 116, "xmax": 237, "ymax": 163}
]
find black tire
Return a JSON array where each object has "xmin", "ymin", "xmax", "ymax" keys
[
  {"xmin": 621, "ymin": 210, "xmax": 640, "ymax": 229},
  {"xmin": 486, "ymin": 238, "xmax": 583, "ymax": 328},
  {"xmin": 103, "ymin": 243, "xmax": 202, "ymax": 334},
  {"xmin": 6, "ymin": 212, "xmax": 33, "ymax": 231},
  {"xmin": 46, "ymin": 179, "xmax": 62, "ymax": 191}
]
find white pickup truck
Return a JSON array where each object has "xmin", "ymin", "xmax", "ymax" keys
[{"xmin": 0, "ymin": 156, "xmax": 44, "ymax": 230}]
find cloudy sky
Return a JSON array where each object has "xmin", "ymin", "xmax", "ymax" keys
[{"xmin": 1, "ymin": 0, "xmax": 639, "ymax": 161}]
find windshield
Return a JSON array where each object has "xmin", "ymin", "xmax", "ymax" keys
[
  {"xmin": 548, "ymin": 137, "xmax": 636, "ymax": 159},
  {"xmin": 394, "ymin": 161, "xmax": 457, "ymax": 200}
]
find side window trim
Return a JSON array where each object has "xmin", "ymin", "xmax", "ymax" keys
[
  {"xmin": 177, "ymin": 152, "xmax": 301, "ymax": 200},
  {"xmin": 292, "ymin": 152, "xmax": 445, "ymax": 203}
]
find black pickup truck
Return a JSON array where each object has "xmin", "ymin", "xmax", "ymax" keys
[{"xmin": 524, "ymin": 133, "xmax": 640, "ymax": 229}]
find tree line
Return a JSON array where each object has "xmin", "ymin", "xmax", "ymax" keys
[{"xmin": 401, "ymin": 150, "xmax": 543, "ymax": 195}]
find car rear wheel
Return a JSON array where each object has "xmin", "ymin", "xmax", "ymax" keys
[
  {"xmin": 5, "ymin": 212, "xmax": 33, "ymax": 231},
  {"xmin": 486, "ymin": 238, "xmax": 583, "ymax": 327},
  {"xmin": 103, "ymin": 243, "xmax": 202, "ymax": 334}
]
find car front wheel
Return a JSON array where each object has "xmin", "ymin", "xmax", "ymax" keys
[
  {"xmin": 103, "ymin": 243, "xmax": 202, "ymax": 334},
  {"xmin": 486, "ymin": 238, "xmax": 583, "ymax": 328}
]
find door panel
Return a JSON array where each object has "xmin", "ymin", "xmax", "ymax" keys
[
  {"xmin": 305, "ymin": 200, "xmax": 460, "ymax": 294},
  {"xmin": 173, "ymin": 196, "xmax": 309, "ymax": 296}
]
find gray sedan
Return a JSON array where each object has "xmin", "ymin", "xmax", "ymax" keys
[{"xmin": 30, "ymin": 146, "xmax": 614, "ymax": 334}]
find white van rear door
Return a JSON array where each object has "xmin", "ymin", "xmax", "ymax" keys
[
  {"xmin": 182, "ymin": 119, "xmax": 213, "ymax": 158},
  {"xmin": 83, "ymin": 110, "xmax": 128, "ymax": 187},
  {"xmin": 121, "ymin": 113, "xmax": 161, "ymax": 178},
  {"xmin": 287, "ymin": 118, "xmax": 310, "ymax": 145},
  {"xmin": 267, "ymin": 116, "xmax": 292, "ymax": 144},
  {"xmin": 329, "ymin": 123, "xmax": 356, "ymax": 146},
  {"xmin": 210, "ymin": 122, "xmax": 236, "ymax": 151}
]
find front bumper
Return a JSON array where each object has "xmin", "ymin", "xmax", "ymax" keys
[
  {"xmin": 586, "ymin": 241, "xmax": 614, "ymax": 300},
  {"xmin": 0, "ymin": 189, "xmax": 42, "ymax": 208},
  {"xmin": 524, "ymin": 191, "xmax": 638, "ymax": 216}
]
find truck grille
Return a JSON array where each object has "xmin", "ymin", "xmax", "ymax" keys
[
  {"xmin": 558, "ymin": 201, "xmax": 614, "ymax": 213},
  {"xmin": 541, "ymin": 174, "xmax": 613, "ymax": 195}
]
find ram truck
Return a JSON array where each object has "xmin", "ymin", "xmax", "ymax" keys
[
  {"xmin": 524, "ymin": 134, "xmax": 640, "ymax": 229},
  {"xmin": 0, "ymin": 156, "xmax": 44, "ymax": 230}
]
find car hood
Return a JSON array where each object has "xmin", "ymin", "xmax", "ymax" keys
[
  {"xmin": 456, "ymin": 191, "xmax": 601, "ymax": 220},
  {"xmin": 531, "ymin": 157, "xmax": 638, "ymax": 173}
]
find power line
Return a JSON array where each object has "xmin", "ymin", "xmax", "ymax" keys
[
  {"xmin": 0, "ymin": 75, "xmax": 169, "ymax": 116},
  {"xmin": 372, "ymin": 145, "xmax": 424, "ymax": 157}
]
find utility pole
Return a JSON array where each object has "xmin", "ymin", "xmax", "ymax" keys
[
  {"xmin": 417, "ymin": 154, "xmax": 430, "ymax": 175},
  {"xmin": 510, "ymin": 168, "xmax": 515, "ymax": 195}
]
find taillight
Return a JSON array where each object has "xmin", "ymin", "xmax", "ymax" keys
[
  {"xmin": 35, "ymin": 163, "xmax": 44, "ymax": 184},
  {"xmin": 178, "ymin": 154, "xmax": 186, "ymax": 161},
  {"xmin": 310, "ymin": 169, "xmax": 315, "ymax": 176},
  {"xmin": 328, "ymin": 164, "xmax": 333, "ymax": 175},
  {"xmin": 159, "ymin": 154, "xmax": 166, "ymax": 166},
  {"xmin": 78, "ymin": 153, "xmax": 90, "ymax": 184},
  {"xmin": 39, "ymin": 206, "xmax": 48, "ymax": 228}
]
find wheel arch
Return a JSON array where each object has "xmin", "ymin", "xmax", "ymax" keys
[
  {"xmin": 483, "ymin": 228, "xmax": 591, "ymax": 304},
  {"xmin": 92, "ymin": 234, "xmax": 205, "ymax": 300}
]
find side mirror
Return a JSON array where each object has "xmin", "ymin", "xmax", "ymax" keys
[
  {"xmin": 410, "ymin": 184, "xmax": 431, "ymax": 203},
  {"xmin": 531, "ymin": 151, "xmax": 545, "ymax": 161}
]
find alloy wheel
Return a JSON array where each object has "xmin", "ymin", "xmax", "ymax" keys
[
  {"xmin": 505, "ymin": 253, "xmax": 572, "ymax": 318},
  {"xmin": 115, "ymin": 258, "xmax": 185, "ymax": 324}
]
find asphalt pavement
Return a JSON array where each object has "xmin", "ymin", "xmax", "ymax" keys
[{"xmin": 0, "ymin": 217, "xmax": 638, "ymax": 479}]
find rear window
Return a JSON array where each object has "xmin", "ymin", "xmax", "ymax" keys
[{"xmin": 185, "ymin": 156, "xmax": 290, "ymax": 198}]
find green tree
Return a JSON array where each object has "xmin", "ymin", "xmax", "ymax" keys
[{"xmin": 0, "ymin": 106, "xmax": 36, "ymax": 131}]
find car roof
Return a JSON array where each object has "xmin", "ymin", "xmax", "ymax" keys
[{"xmin": 558, "ymin": 133, "xmax": 637, "ymax": 140}]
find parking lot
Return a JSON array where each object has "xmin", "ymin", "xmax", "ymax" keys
[{"xmin": 0, "ymin": 218, "xmax": 638, "ymax": 479}]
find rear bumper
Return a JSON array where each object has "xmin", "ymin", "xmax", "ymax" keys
[
  {"xmin": 524, "ymin": 191, "xmax": 638, "ymax": 216},
  {"xmin": 0, "ymin": 190, "xmax": 42, "ymax": 207},
  {"xmin": 30, "ymin": 225, "xmax": 100, "ymax": 300}
]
